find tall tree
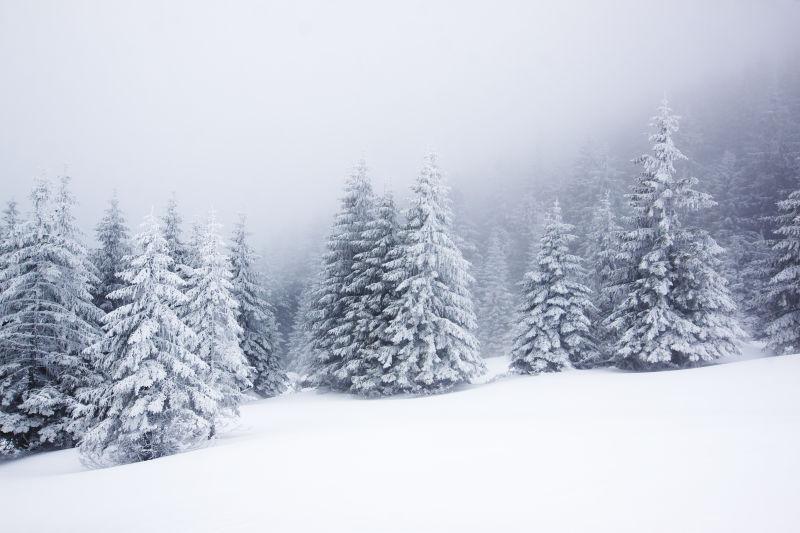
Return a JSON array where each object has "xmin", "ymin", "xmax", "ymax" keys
[
  {"xmin": 162, "ymin": 194, "xmax": 189, "ymax": 275},
  {"xmin": 229, "ymin": 214, "xmax": 286, "ymax": 397},
  {"xmin": 760, "ymin": 184, "xmax": 800, "ymax": 354},
  {"xmin": 79, "ymin": 212, "xmax": 218, "ymax": 466},
  {"xmin": 184, "ymin": 213, "xmax": 251, "ymax": 434},
  {"xmin": 510, "ymin": 201, "xmax": 597, "ymax": 374},
  {"xmin": 607, "ymin": 100, "xmax": 742, "ymax": 370},
  {"xmin": 308, "ymin": 160, "xmax": 375, "ymax": 390},
  {"xmin": 0, "ymin": 177, "xmax": 102, "ymax": 456},
  {"xmin": 475, "ymin": 227, "xmax": 515, "ymax": 358},
  {"xmin": 91, "ymin": 194, "xmax": 131, "ymax": 312},
  {"xmin": 379, "ymin": 154, "xmax": 485, "ymax": 394}
]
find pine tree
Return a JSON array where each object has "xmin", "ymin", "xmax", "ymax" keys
[
  {"xmin": 91, "ymin": 194, "xmax": 131, "ymax": 313},
  {"xmin": 760, "ymin": 185, "xmax": 800, "ymax": 354},
  {"xmin": 229, "ymin": 214, "xmax": 286, "ymax": 397},
  {"xmin": 348, "ymin": 192, "xmax": 402, "ymax": 396},
  {"xmin": 308, "ymin": 160, "xmax": 375, "ymax": 390},
  {"xmin": 379, "ymin": 154, "xmax": 485, "ymax": 394},
  {"xmin": 79, "ymin": 212, "xmax": 219, "ymax": 466},
  {"xmin": 184, "ymin": 213, "xmax": 251, "ymax": 433},
  {"xmin": 607, "ymin": 100, "xmax": 743, "ymax": 370},
  {"xmin": 510, "ymin": 201, "xmax": 597, "ymax": 374},
  {"xmin": 286, "ymin": 276, "xmax": 320, "ymax": 376},
  {"xmin": 0, "ymin": 177, "xmax": 102, "ymax": 456},
  {"xmin": 475, "ymin": 227, "xmax": 515, "ymax": 358},
  {"xmin": 585, "ymin": 191, "xmax": 622, "ymax": 359},
  {"xmin": 162, "ymin": 194, "xmax": 189, "ymax": 275}
]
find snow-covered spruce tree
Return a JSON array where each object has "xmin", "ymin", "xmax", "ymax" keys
[
  {"xmin": 308, "ymin": 160, "xmax": 375, "ymax": 390},
  {"xmin": 0, "ymin": 177, "xmax": 102, "ymax": 456},
  {"xmin": 162, "ymin": 194, "xmax": 190, "ymax": 275},
  {"xmin": 229, "ymin": 214, "xmax": 287, "ymax": 397},
  {"xmin": 184, "ymin": 213, "xmax": 251, "ymax": 433},
  {"xmin": 585, "ymin": 191, "xmax": 622, "ymax": 358},
  {"xmin": 79, "ymin": 212, "xmax": 219, "ymax": 466},
  {"xmin": 607, "ymin": 100, "xmax": 742, "ymax": 370},
  {"xmin": 475, "ymin": 227, "xmax": 514, "ymax": 358},
  {"xmin": 347, "ymin": 192, "xmax": 402, "ymax": 396},
  {"xmin": 760, "ymin": 186, "xmax": 800, "ymax": 354},
  {"xmin": 510, "ymin": 201, "xmax": 597, "ymax": 374},
  {"xmin": 91, "ymin": 194, "xmax": 131, "ymax": 313},
  {"xmin": 379, "ymin": 154, "xmax": 485, "ymax": 394},
  {"xmin": 286, "ymin": 277, "xmax": 320, "ymax": 376}
]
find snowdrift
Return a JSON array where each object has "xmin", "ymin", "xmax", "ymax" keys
[{"xmin": 2, "ymin": 355, "xmax": 799, "ymax": 533}]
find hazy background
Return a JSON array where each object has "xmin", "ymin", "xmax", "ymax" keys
[{"xmin": 1, "ymin": 0, "xmax": 798, "ymax": 253}]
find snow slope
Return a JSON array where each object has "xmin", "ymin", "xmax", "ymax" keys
[{"xmin": 2, "ymin": 354, "xmax": 799, "ymax": 533}]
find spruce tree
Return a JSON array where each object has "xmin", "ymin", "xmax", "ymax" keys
[
  {"xmin": 380, "ymin": 154, "xmax": 485, "ymax": 394},
  {"xmin": 308, "ymin": 160, "xmax": 375, "ymax": 390},
  {"xmin": 607, "ymin": 100, "xmax": 742, "ymax": 370},
  {"xmin": 475, "ymin": 227, "xmax": 515, "ymax": 358},
  {"xmin": 585, "ymin": 191, "xmax": 622, "ymax": 359},
  {"xmin": 79, "ymin": 212, "xmax": 218, "ymax": 466},
  {"xmin": 0, "ymin": 177, "xmax": 102, "ymax": 456},
  {"xmin": 286, "ymin": 276, "xmax": 320, "ymax": 376},
  {"xmin": 761, "ymin": 186, "xmax": 800, "ymax": 354},
  {"xmin": 229, "ymin": 214, "xmax": 287, "ymax": 397},
  {"xmin": 162, "ymin": 194, "xmax": 189, "ymax": 275},
  {"xmin": 184, "ymin": 213, "xmax": 251, "ymax": 433},
  {"xmin": 348, "ymin": 192, "xmax": 402, "ymax": 396},
  {"xmin": 510, "ymin": 201, "xmax": 597, "ymax": 374},
  {"xmin": 91, "ymin": 194, "xmax": 131, "ymax": 312}
]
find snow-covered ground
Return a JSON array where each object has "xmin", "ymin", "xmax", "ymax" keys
[{"xmin": 2, "ymin": 353, "xmax": 799, "ymax": 533}]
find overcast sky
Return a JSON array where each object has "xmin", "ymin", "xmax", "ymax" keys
[{"xmin": 1, "ymin": 0, "xmax": 798, "ymax": 249}]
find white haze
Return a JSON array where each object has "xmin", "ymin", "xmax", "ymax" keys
[{"xmin": 1, "ymin": 0, "xmax": 798, "ymax": 252}]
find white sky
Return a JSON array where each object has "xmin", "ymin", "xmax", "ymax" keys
[{"xmin": 1, "ymin": 0, "xmax": 798, "ymax": 248}]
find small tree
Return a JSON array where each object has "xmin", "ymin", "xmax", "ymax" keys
[
  {"xmin": 184, "ymin": 213, "xmax": 251, "ymax": 433},
  {"xmin": 510, "ymin": 201, "xmax": 596, "ymax": 374},
  {"xmin": 475, "ymin": 227, "xmax": 515, "ymax": 358},
  {"xmin": 91, "ymin": 194, "xmax": 131, "ymax": 312},
  {"xmin": 230, "ymin": 214, "xmax": 287, "ymax": 397},
  {"xmin": 761, "ymin": 186, "xmax": 800, "ymax": 354},
  {"xmin": 380, "ymin": 154, "xmax": 485, "ymax": 394},
  {"xmin": 79, "ymin": 212, "xmax": 218, "ymax": 466}
]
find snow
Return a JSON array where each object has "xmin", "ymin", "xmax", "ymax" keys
[{"xmin": 2, "ymin": 353, "xmax": 799, "ymax": 532}]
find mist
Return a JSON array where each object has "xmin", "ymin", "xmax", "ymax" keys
[{"xmin": 1, "ymin": 0, "xmax": 798, "ymax": 252}]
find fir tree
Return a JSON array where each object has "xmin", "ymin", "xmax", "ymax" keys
[
  {"xmin": 510, "ymin": 201, "xmax": 597, "ymax": 374},
  {"xmin": 308, "ymin": 160, "xmax": 375, "ymax": 390},
  {"xmin": 379, "ymin": 154, "xmax": 485, "ymax": 394},
  {"xmin": 91, "ymin": 194, "xmax": 131, "ymax": 313},
  {"xmin": 607, "ymin": 100, "xmax": 743, "ymax": 370},
  {"xmin": 585, "ymin": 191, "xmax": 622, "ymax": 359},
  {"xmin": 229, "ymin": 214, "xmax": 286, "ymax": 397},
  {"xmin": 79, "ymin": 212, "xmax": 218, "ymax": 466},
  {"xmin": 760, "ymin": 186, "xmax": 800, "ymax": 354},
  {"xmin": 475, "ymin": 227, "xmax": 515, "ymax": 358},
  {"xmin": 286, "ymin": 276, "xmax": 320, "ymax": 376},
  {"xmin": 348, "ymin": 192, "xmax": 402, "ymax": 396},
  {"xmin": 0, "ymin": 177, "xmax": 102, "ymax": 456},
  {"xmin": 162, "ymin": 194, "xmax": 189, "ymax": 275},
  {"xmin": 184, "ymin": 213, "xmax": 251, "ymax": 433}
]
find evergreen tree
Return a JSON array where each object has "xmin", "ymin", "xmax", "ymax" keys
[
  {"xmin": 379, "ymin": 154, "xmax": 485, "ymax": 394},
  {"xmin": 607, "ymin": 100, "xmax": 742, "ymax": 370},
  {"xmin": 475, "ymin": 227, "xmax": 514, "ymax": 358},
  {"xmin": 348, "ymin": 192, "xmax": 402, "ymax": 396},
  {"xmin": 91, "ymin": 194, "xmax": 131, "ymax": 313},
  {"xmin": 0, "ymin": 177, "xmax": 102, "ymax": 456},
  {"xmin": 510, "ymin": 201, "xmax": 597, "ymax": 374},
  {"xmin": 585, "ymin": 191, "xmax": 622, "ymax": 358},
  {"xmin": 286, "ymin": 276, "xmax": 320, "ymax": 376},
  {"xmin": 79, "ymin": 212, "xmax": 218, "ymax": 466},
  {"xmin": 760, "ymin": 185, "xmax": 800, "ymax": 354},
  {"xmin": 184, "ymin": 213, "xmax": 251, "ymax": 433},
  {"xmin": 162, "ymin": 194, "xmax": 189, "ymax": 274},
  {"xmin": 229, "ymin": 214, "xmax": 286, "ymax": 397},
  {"xmin": 308, "ymin": 160, "xmax": 375, "ymax": 390}
]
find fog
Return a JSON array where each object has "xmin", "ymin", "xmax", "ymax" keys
[{"xmin": 1, "ymin": 0, "xmax": 798, "ymax": 251}]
